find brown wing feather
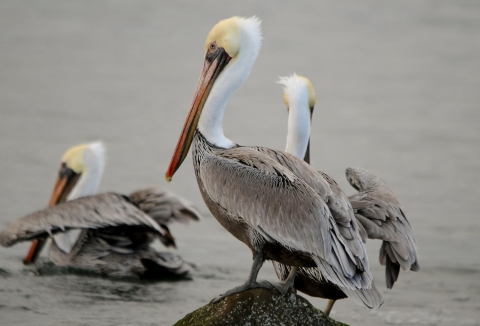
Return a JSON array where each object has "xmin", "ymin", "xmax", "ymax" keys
[
  {"xmin": 201, "ymin": 147, "xmax": 375, "ymax": 293},
  {"xmin": 346, "ymin": 167, "xmax": 420, "ymax": 289},
  {"xmin": 252, "ymin": 147, "xmax": 365, "ymax": 260},
  {"xmin": 129, "ymin": 187, "xmax": 202, "ymax": 225},
  {"xmin": 0, "ymin": 193, "xmax": 166, "ymax": 247}
]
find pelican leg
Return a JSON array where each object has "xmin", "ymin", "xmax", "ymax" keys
[
  {"xmin": 211, "ymin": 251, "xmax": 274, "ymax": 303},
  {"xmin": 324, "ymin": 299, "xmax": 336, "ymax": 316},
  {"xmin": 268, "ymin": 266, "xmax": 298, "ymax": 295}
]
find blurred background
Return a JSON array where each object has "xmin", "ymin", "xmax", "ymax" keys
[{"xmin": 1, "ymin": 1, "xmax": 479, "ymax": 325}]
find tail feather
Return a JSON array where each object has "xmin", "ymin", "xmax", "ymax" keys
[
  {"xmin": 342, "ymin": 285, "xmax": 383, "ymax": 309},
  {"xmin": 385, "ymin": 257, "xmax": 400, "ymax": 289},
  {"xmin": 313, "ymin": 256, "xmax": 383, "ymax": 309}
]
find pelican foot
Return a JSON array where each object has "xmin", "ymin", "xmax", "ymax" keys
[{"xmin": 210, "ymin": 280, "xmax": 274, "ymax": 303}]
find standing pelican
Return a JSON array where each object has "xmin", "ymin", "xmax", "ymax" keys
[
  {"xmin": 276, "ymin": 74, "xmax": 420, "ymax": 315},
  {"xmin": 0, "ymin": 142, "xmax": 201, "ymax": 279},
  {"xmin": 165, "ymin": 16, "xmax": 382, "ymax": 308}
]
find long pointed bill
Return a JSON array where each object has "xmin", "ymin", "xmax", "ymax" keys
[
  {"xmin": 165, "ymin": 48, "xmax": 230, "ymax": 182},
  {"xmin": 23, "ymin": 165, "xmax": 81, "ymax": 265},
  {"xmin": 23, "ymin": 239, "xmax": 46, "ymax": 265}
]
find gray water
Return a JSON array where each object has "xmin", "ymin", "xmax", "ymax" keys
[{"xmin": 1, "ymin": 1, "xmax": 479, "ymax": 325}]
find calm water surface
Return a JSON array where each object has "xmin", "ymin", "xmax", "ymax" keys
[{"xmin": 1, "ymin": 1, "xmax": 479, "ymax": 325}]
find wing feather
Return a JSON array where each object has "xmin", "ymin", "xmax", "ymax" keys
[
  {"xmin": 253, "ymin": 148, "xmax": 366, "ymax": 261},
  {"xmin": 347, "ymin": 167, "xmax": 420, "ymax": 288},
  {"xmin": 200, "ymin": 147, "xmax": 375, "ymax": 293},
  {"xmin": 129, "ymin": 187, "xmax": 202, "ymax": 225},
  {"xmin": 0, "ymin": 193, "xmax": 166, "ymax": 247}
]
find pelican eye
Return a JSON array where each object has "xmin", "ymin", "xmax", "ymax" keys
[
  {"xmin": 209, "ymin": 42, "xmax": 217, "ymax": 51},
  {"xmin": 59, "ymin": 163, "xmax": 70, "ymax": 178}
]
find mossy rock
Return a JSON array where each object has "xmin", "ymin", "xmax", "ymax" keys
[{"xmin": 174, "ymin": 288, "xmax": 347, "ymax": 326}]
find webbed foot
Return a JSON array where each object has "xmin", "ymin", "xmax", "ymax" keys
[{"xmin": 210, "ymin": 280, "xmax": 274, "ymax": 303}]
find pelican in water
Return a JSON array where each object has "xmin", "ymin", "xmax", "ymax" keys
[
  {"xmin": 275, "ymin": 74, "xmax": 420, "ymax": 315},
  {"xmin": 0, "ymin": 142, "xmax": 201, "ymax": 279},
  {"xmin": 165, "ymin": 16, "xmax": 382, "ymax": 308}
]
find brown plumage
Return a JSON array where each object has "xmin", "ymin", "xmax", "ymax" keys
[
  {"xmin": 275, "ymin": 74, "xmax": 419, "ymax": 314},
  {"xmin": 0, "ymin": 187, "xmax": 201, "ymax": 279},
  {"xmin": 165, "ymin": 17, "xmax": 381, "ymax": 308},
  {"xmin": 274, "ymin": 167, "xmax": 420, "ymax": 300},
  {"xmin": 346, "ymin": 167, "xmax": 420, "ymax": 289},
  {"xmin": 193, "ymin": 132, "xmax": 382, "ymax": 308}
]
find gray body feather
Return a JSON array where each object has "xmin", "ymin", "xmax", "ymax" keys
[
  {"xmin": 0, "ymin": 187, "xmax": 201, "ymax": 278},
  {"xmin": 193, "ymin": 131, "xmax": 382, "ymax": 309},
  {"xmin": 346, "ymin": 167, "xmax": 420, "ymax": 288}
]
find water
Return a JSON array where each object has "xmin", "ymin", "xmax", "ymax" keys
[{"xmin": 1, "ymin": 1, "xmax": 479, "ymax": 325}]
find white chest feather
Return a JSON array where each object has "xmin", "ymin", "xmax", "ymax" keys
[{"xmin": 53, "ymin": 229, "xmax": 82, "ymax": 254}]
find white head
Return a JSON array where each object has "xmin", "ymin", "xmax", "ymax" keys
[
  {"xmin": 24, "ymin": 141, "xmax": 106, "ymax": 262},
  {"xmin": 166, "ymin": 16, "xmax": 263, "ymax": 180},
  {"xmin": 198, "ymin": 16, "xmax": 262, "ymax": 148},
  {"xmin": 278, "ymin": 74, "xmax": 316, "ymax": 162},
  {"xmin": 48, "ymin": 141, "xmax": 106, "ymax": 206}
]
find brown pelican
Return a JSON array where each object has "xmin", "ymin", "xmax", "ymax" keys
[
  {"xmin": 0, "ymin": 142, "xmax": 201, "ymax": 279},
  {"xmin": 275, "ymin": 74, "xmax": 420, "ymax": 315},
  {"xmin": 165, "ymin": 16, "xmax": 382, "ymax": 308}
]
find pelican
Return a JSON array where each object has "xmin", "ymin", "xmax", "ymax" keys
[
  {"xmin": 275, "ymin": 74, "xmax": 420, "ymax": 315},
  {"xmin": 0, "ymin": 142, "xmax": 201, "ymax": 279},
  {"xmin": 165, "ymin": 16, "xmax": 382, "ymax": 308}
]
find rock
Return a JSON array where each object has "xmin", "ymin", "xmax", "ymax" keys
[{"xmin": 173, "ymin": 288, "xmax": 348, "ymax": 326}]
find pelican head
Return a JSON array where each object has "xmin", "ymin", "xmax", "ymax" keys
[
  {"xmin": 278, "ymin": 74, "xmax": 316, "ymax": 163},
  {"xmin": 48, "ymin": 141, "xmax": 106, "ymax": 207},
  {"xmin": 166, "ymin": 16, "xmax": 262, "ymax": 181},
  {"xmin": 23, "ymin": 141, "xmax": 105, "ymax": 264}
]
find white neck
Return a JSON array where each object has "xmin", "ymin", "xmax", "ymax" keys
[
  {"xmin": 67, "ymin": 145, "xmax": 105, "ymax": 201},
  {"xmin": 285, "ymin": 91, "xmax": 311, "ymax": 159},
  {"xmin": 198, "ymin": 23, "xmax": 261, "ymax": 148},
  {"xmin": 52, "ymin": 229, "xmax": 82, "ymax": 254},
  {"xmin": 54, "ymin": 144, "xmax": 105, "ymax": 254}
]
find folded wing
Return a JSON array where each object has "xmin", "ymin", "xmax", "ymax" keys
[
  {"xmin": 0, "ymin": 193, "xmax": 167, "ymax": 248},
  {"xmin": 200, "ymin": 147, "xmax": 380, "ymax": 307},
  {"xmin": 129, "ymin": 187, "xmax": 202, "ymax": 225}
]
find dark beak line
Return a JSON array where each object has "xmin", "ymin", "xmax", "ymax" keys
[
  {"xmin": 24, "ymin": 166, "xmax": 80, "ymax": 265},
  {"xmin": 165, "ymin": 49, "xmax": 230, "ymax": 181}
]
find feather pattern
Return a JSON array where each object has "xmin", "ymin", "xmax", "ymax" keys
[
  {"xmin": 346, "ymin": 167, "xmax": 420, "ymax": 288},
  {"xmin": 0, "ymin": 187, "xmax": 201, "ymax": 279},
  {"xmin": 129, "ymin": 187, "xmax": 201, "ymax": 225},
  {"xmin": 193, "ymin": 132, "xmax": 382, "ymax": 308},
  {"xmin": 49, "ymin": 228, "xmax": 191, "ymax": 278},
  {"xmin": 0, "ymin": 193, "xmax": 166, "ymax": 247}
]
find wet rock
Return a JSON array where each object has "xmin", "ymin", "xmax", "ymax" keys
[{"xmin": 173, "ymin": 288, "xmax": 347, "ymax": 326}]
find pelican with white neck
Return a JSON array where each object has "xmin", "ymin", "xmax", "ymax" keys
[
  {"xmin": 1, "ymin": 142, "xmax": 201, "ymax": 279},
  {"xmin": 25, "ymin": 142, "xmax": 106, "ymax": 263},
  {"xmin": 276, "ymin": 74, "xmax": 419, "ymax": 315},
  {"xmin": 165, "ymin": 17, "xmax": 382, "ymax": 308},
  {"xmin": 279, "ymin": 74, "xmax": 315, "ymax": 163}
]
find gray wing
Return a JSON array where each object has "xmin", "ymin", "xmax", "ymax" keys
[
  {"xmin": 0, "ymin": 193, "xmax": 168, "ymax": 248},
  {"xmin": 201, "ymin": 147, "xmax": 380, "ymax": 307},
  {"xmin": 252, "ymin": 147, "xmax": 381, "ymax": 307},
  {"xmin": 346, "ymin": 167, "xmax": 420, "ymax": 289},
  {"xmin": 252, "ymin": 147, "xmax": 367, "ymax": 269},
  {"xmin": 129, "ymin": 187, "xmax": 202, "ymax": 225},
  {"xmin": 49, "ymin": 229, "xmax": 191, "ymax": 278}
]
